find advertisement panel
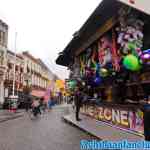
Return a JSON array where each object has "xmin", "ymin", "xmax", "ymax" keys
[{"xmin": 81, "ymin": 105, "xmax": 144, "ymax": 135}]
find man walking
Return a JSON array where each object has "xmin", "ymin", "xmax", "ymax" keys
[{"xmin": 74, "ymin": 86, "xmax": 83, "ymax": 121}]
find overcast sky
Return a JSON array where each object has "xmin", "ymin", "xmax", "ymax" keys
[{"xmin": 0, "ymin": 0, "xmax": 101, "ymax": 79}]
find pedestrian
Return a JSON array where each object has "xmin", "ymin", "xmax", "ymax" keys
[
  {"xmin": 40, "ymin": 97, "xmax": 46, "ymax": 113},
  {"xmin": 143, "ymin": 100, "xmax": 150, "ymax": 141},
  {"xmin": 25, "ymin": 95, "xmax": 31, "ymax": 112},
  {"xmin": 32, "ymin": 98, "xmax": 41, "ymax": 116},
  {"xmin": 74, "ymin": 86, "xmax": 83, "ymax": 121},
  {"xmin": 48, "ymin": 97, "xmax": 52, "ymax": 111}
]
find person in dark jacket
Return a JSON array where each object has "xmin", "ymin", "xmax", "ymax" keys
[
  {"xmin": 74, "ymin": 86, "xmax": 83, "ymax": 121},
  {"xmin": 25, "ymin": 95, "xmax": 32, "ymax": 112}
]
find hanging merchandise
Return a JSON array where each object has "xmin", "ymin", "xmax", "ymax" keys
[
  {"xmin": 98, "ymin": 35, "xmax": 112, "ymax": 67},
  {"xmin": 111, "ymin": 29, "xmax": 120, "ymax": 71},
  {"xmin": 85, "ymin": 67, "xmax": 94, "ymax": 78},
  {"xmin": 90, "ymin": 49, "xmax": 97, "ymax": 72},
  {"xmin": 123, "ymin": 54, "xmax": 141, "ymax": 71},
  {"xmin": 80, "ymin": 54, "xmax": 86, "ymax": 77},
  {"xmin": 86, "ymin": 48, "xmax": 92, "ymax": 61},
  {"xmin": 139, "ymin": 49, "xmax": 150, "ymax": 65},
  {"xmin": 116, "ymin": 17, "xmax": 144, "ymax": 56}
]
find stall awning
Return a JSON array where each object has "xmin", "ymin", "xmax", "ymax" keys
[
  {"xmin": 56, "ymin": 0, "xmax": 121, "ymax": 66},
  {"xmin": 56, "ymin": 0, "xmax": 150, "ymax": 67},
  {"xmin": 31, "ymin": 90, "xmax": 46, "ymax": 98}
]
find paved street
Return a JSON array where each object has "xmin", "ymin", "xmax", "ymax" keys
[{"xmin": 0, "ymin": 105, "xmax": 95, "ymax": 150}]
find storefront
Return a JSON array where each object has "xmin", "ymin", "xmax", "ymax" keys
[{"xmin": 56, "ymin": 0, "xmax": 150, "ymax": 137}]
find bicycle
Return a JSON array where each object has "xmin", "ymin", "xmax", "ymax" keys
[{"xmin": 27, "ymin": 107, "xmax": 41, "ymax": 120}]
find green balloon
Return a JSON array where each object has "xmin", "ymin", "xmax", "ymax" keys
[
  {"xmin": 123, "ymin": 54, "xmax": 141, "ymax": 71},
  {"xmin": 70, "ymin": 81, "xmax": 76, "ymax": 86}
]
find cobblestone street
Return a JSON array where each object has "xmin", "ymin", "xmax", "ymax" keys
[{"xmin": 0, "ymin": 105, "xmax": 94, "ymax": 150}]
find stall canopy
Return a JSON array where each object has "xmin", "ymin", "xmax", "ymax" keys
[
  {"xmin": 56, "ymin": 0, "xmax": 150, "ymax": 67},
  {"xmin": 31, "ymin": 90, "xmax": 46, "ymax": 98}
]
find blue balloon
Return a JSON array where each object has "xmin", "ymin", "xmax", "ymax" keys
[{"xmin": 94, "ymin": 76, "xmax": 102, "ymax": 86}]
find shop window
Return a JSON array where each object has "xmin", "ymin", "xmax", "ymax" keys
[
  {"xmin": 8, "ymin": 63, "xmax": 12, "ymax": 69},
  {"xmin": 15, "ymin": 65, "xmax": 18, "ymax": 71},
  {"xmin": 20, "ymin": 67, "xmax": 23, "ymax": 73}
]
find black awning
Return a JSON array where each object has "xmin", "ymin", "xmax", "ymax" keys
[{"xmin": 56, "ymin": 0, "xmax": 122, "ymax": 66}]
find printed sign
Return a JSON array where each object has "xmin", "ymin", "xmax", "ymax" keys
[{"xmin": 81, "ymin": 105, "xmax": 144, "ymax": 134}]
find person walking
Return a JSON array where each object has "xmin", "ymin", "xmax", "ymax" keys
[
  {"xmin": 25, "ymin": 95, "xmax": 31, "ymax": 112},
  {"xmin": 32, "ymin": 98, "xmax": 41, "ymax": 116},
  {"xmin": 74, "ymin": 86, "xmax": 83, "ymax": 121}
]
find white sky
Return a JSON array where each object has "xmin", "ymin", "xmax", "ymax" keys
[{"xmin": 0, "ymin": 0, "xmax": 101, "ymax": 79}]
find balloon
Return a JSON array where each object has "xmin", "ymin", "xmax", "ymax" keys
[
  {"xmin": 91, "ymin": 62, "xmax": 97, "ymax": 70},
  {"xmin": 94, "ymin": 76, "xmax": 102, "ymax": 86},
  {"xmin": 140, "ymin": 49, "xmax": 150, "ymax": 65},
  {"xmin": 100, "ymin": 68, "xmax": 108, "ymax": 77},
  {"xmin": 68, "ymin": 80, "xmax": 76, "ymax": 89},
  {"xmin": 82, "ymin": 81, "xmax": 86, "ymax": 86},
  {"xmin": 123, "ymin": 54, "xmax": 141, "ymax": 71}
]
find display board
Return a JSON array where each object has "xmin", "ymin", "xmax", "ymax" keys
[{"xmin": 81, "ymin": 104, "xmax": 144, "ymax": 135}]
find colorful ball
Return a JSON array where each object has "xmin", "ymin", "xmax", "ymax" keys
[
  {"xmin": 140, "ymin": 49, "xmax": 150, "ymax": 65},
  {"xmin": 94, "ymin": 76, "xmax": 102, "ymax": 86},
  {"xmin": 100, "ymin": 68, "xmax": 108, "ymax": 77},
  {"xmin": 68, "ymin": 80, "xmax": 76, "ymax": 89},
  {"xmin": 123, "ymin": 54, "xmax": 141, "ymax": 71}
]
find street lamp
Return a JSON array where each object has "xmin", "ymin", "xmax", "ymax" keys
[{"xmin": 9, "ymin": 32, "xmax": 18, "ymax": 112}]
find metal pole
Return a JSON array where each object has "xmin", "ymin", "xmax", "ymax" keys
[{"xmin": 12, "ymin": 32, "xmax": 17, "ymax": 96}]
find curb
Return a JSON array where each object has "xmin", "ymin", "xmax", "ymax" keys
[
  {"xmin": 62, "ymin": 116, "xmax": 100, "ymax": 139},
  {"xmin": 0, "ymin": 113, "xmax": 24, "ymax": 123}
]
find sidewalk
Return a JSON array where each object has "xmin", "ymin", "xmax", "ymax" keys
[
  {"xmin": 0, "ymin": 109, "xmax": 24, "ymax": 123},
  {"xmin": 63, "ymin": 113, "xmax": 144, "ymax": 141}
]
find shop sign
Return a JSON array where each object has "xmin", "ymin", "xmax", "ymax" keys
[{"xmin": 81, "ymin": 105, "xmax": 144, "ymax": 134}]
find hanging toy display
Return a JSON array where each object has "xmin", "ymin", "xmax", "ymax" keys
[
  {"xmin": 79, "ymin": 54, "xmax": 86, "ymax": 77},
  {"xmin": 139, "ymin": 49, "xmax": 150, "ymax": 65},
  {"xmin": 123, "ymin": 54, "xmax": 141, "ymax": 71},
  {"xmin": 85, "ymin": 67, "xmax": 95, "ymax": 78},
  {"xmin": 111, "ymin": 29, "xmax": 120, "ymax": 71},
  {"xmin": 98, "ymin": 35, "xmax": 112, "ymax": 67},
  {"xmin": 90, "ymin": 49, "xmax": 97, "ymax": 74},
  {"xmin": 116, "ymin": 14, "xmax": 144, "ymax": 57},
  {"xmin": 117, "ymin": 17, "xmax": 144, "ymax": 57}
]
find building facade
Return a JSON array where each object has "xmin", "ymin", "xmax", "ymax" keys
[
  {"xmin": 22, "ymin": 51, "xmax": 55, "ymax": 98},
  {"xmin": 0, "ymin": 20, "xmax": 8, "ymax": 105},
  {"xmin": 4, "ymin": 50, "xmax": 24, "ymax": 98}
]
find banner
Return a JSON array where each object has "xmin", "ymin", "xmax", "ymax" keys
[{"xmin": 81, "ymin": 105, "xmax": 144, "ymax": 135}]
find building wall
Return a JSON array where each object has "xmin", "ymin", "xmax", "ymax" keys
[
  {"xmin": 22, "ymin": 52, "xmax": 55, "ymax": 91},
  {"xmin": 0, "ymin": 20, "xmax": 8, "ymax": 104},
  {"xmin": 4, "ymin": 51, "xmax": 24, "ymax": 97}
]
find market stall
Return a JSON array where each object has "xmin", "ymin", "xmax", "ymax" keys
[
  {"xmin": 56, "ymin": 0, "xmax": 150, "ymax": 137},
  {"xmin": 72, "ymin": 1, "xmax": 150, "ymax": 136}
]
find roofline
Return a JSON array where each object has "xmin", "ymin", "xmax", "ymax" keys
[
  {"xmin": 56, "ymin": 0, "xmax": 150, "ymax": 66},
  {"xmin": 22, "ymin": 51, "xmax": 38, "ymax": 63},
  {"xmin": 0, "ymin": 19, "xmax": 8, "ymax": 29},
  {"xmin": 7, "ymin": 50, "xmax": 23, "ymax": 60}
]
